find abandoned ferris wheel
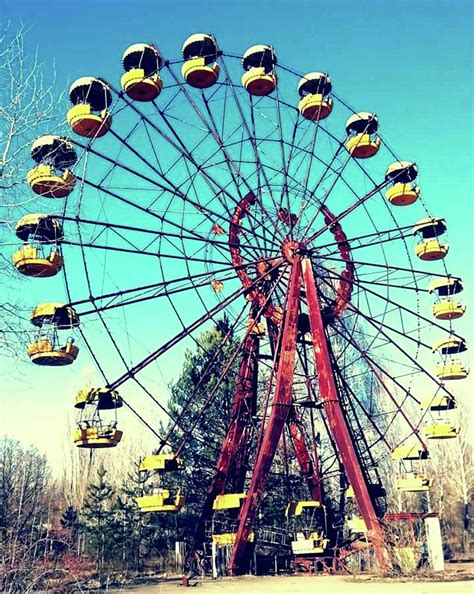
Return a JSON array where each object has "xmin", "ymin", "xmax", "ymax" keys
[{"xmin": 13, "ymin": 35, "xmax": 468, "ymax": 573}]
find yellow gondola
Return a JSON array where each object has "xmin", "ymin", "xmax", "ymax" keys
[
  {"xmin": 30, "ymin": 303, "xmax": 79, "ymax": 328},
  {"xmin": 429, "ymin": 276, "xmax": 465, "ymax": 319},
  {"xmin": 181, "ymin": 34, "xmax": 220, "ymax": 88},
  {"xmin": 73, "ymin": 387, "xmax": 123, "ymax": 448},
  {"xmin": 435, "ymin": 359, "xmax": 469, "ymax": 380},
  {"xmin": 420, "ymin": 395, "xmax": 456, "ymax": 411},
  {"xmin": 139, "ymin": 453, "xmax": 184, "ymax": 472},
  {"xmin": 241, "ymin": 45, "xmax": 277, "ymax": 96},
  {"xmin": 424, "ymin": 423, "xmax": 459, "ymax": 440},
  {"xmin": 27, "ymin": 135, "xmax": 77, "ymax": 198},
  {"xmin": 27, "ymin": 165, "xmax": 76, "ymax": 198},
  {"xmin": 432, "ymin": 300, "xmax": 466, "ymax": 320},
  {"xmin": 397, "ymin": 473, "xmax": 431, "ymax": 492},
  {"xmin": 429, "ymin": 276, "xmax": 463, "ymax": 296},
  {"xmin": 391, "ymin": 445, "xmax": 429, "ymax": 460},
  {"xmin": 137, "ymin": 489, "xmax": 185, "ymax": 513},
  {"xmin": 121, "ymin": 43, "xmax": 163, "ymax": 101},
  {"xmin": 28, "ymin": 303, "xmax": 80, "ymax": 366},
  {"xmin": 384, "ymin": 161, "xmax": 420, "ymax": 206},
  {"xmin": 13, "ymin": 213, "xmax": 63, "ymax": 277},
  {"xmin": 413, "ymin": 218, "xmax": 448, "ymax": 261},
  {"xmin": 432, "ymin": 337, "xmax": 467, "ymax": 355},
  {"xmin": 345, "ymin": 112, "xmax": 381, "ymax": 158},
  {"xmin": 27, "ymin": 338, "xmax": 79, "ymax": 366},
  {"xmin": 213, "ymin": 492, "xmax": 246, "ymax": 510},
  {"xmin": 137, "ymin": 452, "xmax": 185, "ymax": 512},
  {"xmin": 12, "ymin": 245, "xmax": 63, "ymax": 278},
  {"xmin": 67, "ymin": 77, "xmax": 112, "ymax": 137},
  {"xmin": 73, "ymin": 425, "xmax": 123, "ymax": 448},
  {"xmin": 211, "ymin": 492, "xmax": 252, "ymax": 545},
  {"xmin": 286, "ymin": 500, "xmax": 328, "ymax": 555},
  {"xmin": 415, "ymin": 239, "xmax": 449, "ymax": 261},
  {"xmin": 297, "ymin": 72, "xmax": 333, "ymax": 122}
]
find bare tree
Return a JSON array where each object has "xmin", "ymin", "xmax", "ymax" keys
[
  {"xmin": 0, "ymin": 23, "xmax": 63, "ymax": 355},
  {"xmin": 427, "ymin": 402, "xmax": 474, "ymax": 556}
]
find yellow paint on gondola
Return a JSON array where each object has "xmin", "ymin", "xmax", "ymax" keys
[
  {"xmin": 73, "ymin": 426, "xmax": 123, "ymax": 448},
  {"xmin": 67, "ymin": 104, "xmax": 111, "ymax": 138},
  {"xmin": 12, "ymin": 245, "xmax": 63, "ymax": 277},
  {"xmin": 27, "ymin": 164, "xmax": 75, "ymax": 198},
  {"xmin": 213, "ymin": 493, "xmax": 246, "ymax": 510},
  {"xmin": 136, "ymin": 489, "xmax": 185, "ymax": 513},
  {"xmin": 345, "ymin": 133, "xmax": 381, "ymax": 158},
  {"xmin": 396, "ymin": 474, "xmax": 431, "ymax": 492},
  {"xmin": 424, "ymin": 423, "xmax": 460, "ymax": 439}
]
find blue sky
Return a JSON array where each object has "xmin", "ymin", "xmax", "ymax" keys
[{"xmin": 1, "ymin": 0, "xmax": 472, "ymax": 467}]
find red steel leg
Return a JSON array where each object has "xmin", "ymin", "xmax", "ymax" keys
[
  {"xmin": 228, "ymin": 257, "xmax": 302, "ymax": 574},
  {"xmin": 301, "ymin": 257, "xmax": 390, "ymax": 570}
]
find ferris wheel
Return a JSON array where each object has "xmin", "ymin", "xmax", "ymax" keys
[{"xmin": 13, "ymin": 34, "xmax": 468, "ymax": 572}]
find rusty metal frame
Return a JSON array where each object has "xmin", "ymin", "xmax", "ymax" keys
[
  {"xmin": 228, "ymin": 256, "xmax": 303, "ymax": 573},
  {"xmin": 301, "ymin": 257, "xmax": 390, "ymax": 570}
]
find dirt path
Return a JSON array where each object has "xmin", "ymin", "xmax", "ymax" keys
[{"xmin": 112, "ymin": 574, "xmax": 474, "ymax": 594}]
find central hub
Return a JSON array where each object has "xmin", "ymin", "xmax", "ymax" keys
[{"xmin": 282, "ymin": 239, "xmax": 299, "ymax": 263}]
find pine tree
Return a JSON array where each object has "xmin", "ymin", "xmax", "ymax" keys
[
  {"xmin": 164, "ymin": 317, "xmax": 239, "ymax": 536},
  {"xmin": 115, "ymin": 462, "xmax": 154, "ymax": 572},
  {"xmin": 80, "ymin": 466, "xmax": 116, "ymax": 576},
  {"xmin": 60, "ymin": 505, "xmax": 79, "ymax": 549}
]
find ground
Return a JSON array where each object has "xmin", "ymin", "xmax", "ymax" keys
[{"xmin": 114, "ymin": 574, "xmax": 474, "ymax": 594}]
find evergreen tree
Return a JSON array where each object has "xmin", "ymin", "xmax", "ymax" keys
[
  {"xmin": 80, "ymin": 466, "xmax": 116, "ymax": 575},
  {"xmin": 164, "ymin": 317, "xmax": 239, "ymax": 533},
  {"xmin": 60, "ymin": 505, "xmax": 79, "ymax": 549},
  {"xmin": 115, "ymin": 462, "xmax": 163, "ymax": 571}
]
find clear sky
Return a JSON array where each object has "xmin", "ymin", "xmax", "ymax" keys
[{"xmin": 0, "ymin": 0, "xmax": 472, "ymax": 469}]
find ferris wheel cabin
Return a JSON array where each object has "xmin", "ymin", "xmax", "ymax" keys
[
  {"xmin": 13, "ymin": 214, "xmax": 64, "ymax": 277},
  {"xmin": 121, "ymin": 43, "xmax": 163, "ymax": 101},
  {"xmin": 391, "ymin": 445, "xmax": 429, "ymax": 461},
  {"xmin": 297, "ymin": 72, "xmax": 333, "ymax": 122},
  {"xmin": 27, "ymin": 135, "xmax": 76, "ymax": 198},
  {"xmin": 181, "ymin": 34, "xmax": 220, "ymax": 88},
  {"xmin": 429, "ymin": 277, "xmax": 466, "ymax": 320},
  {"xmin": 345, "ymin": 112, "xmax": 381, "ymax": 158},
  {"xmin": 241, "ymin": 45, "xmax": 277, "ymax": 96},
  {"xmin": 67, "ymin": 77, "xmax": 112, "ymax": 137},
  {"xmin": 73, "ymin": 387, "xmax": 123, "ymax": 448},
  {"xmin": 413, "ymin": 217, "xmax": 449, "ymax": 261},
  {"xmin": 424, "ymin": 423, "xmax": 460, "ymax": 440},
  {"xmin": 286, "ymin": 500, "xmax": 329, "ymax": 556},
  {"xmin": 136, "ymin": 452, "xmax": 185, "ymax": 512},
  {"xmin": 27, "ymin": 303, "xmax": 79, "ymax": 365},
  {"xmin": 421, "ymin": 394, "xmax": 457, "ymax": 411},
  {"xmin": 384, "ymin": 161, "xmax": 420, "ymax": 206},
  {"xmin": 435, "ymin": 360, "xmax": 469, "ymax": 380},
  {"xmin": 396, "ymin": 473, "xmax": 432, "ymax": 493},
  {"xmin": 211, "ymin": 493, "xmax": 255, "ymax": 546}
]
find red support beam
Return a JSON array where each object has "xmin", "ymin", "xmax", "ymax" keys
[
  {"xmin": 228, "ymin": 257, "xmax": 302, "ymax": 574},
  {"xmin": 301, "ymin": 257, "xmax": 390, "ymax": 570}
]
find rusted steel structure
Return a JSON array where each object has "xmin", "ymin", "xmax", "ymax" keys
[{"xmin": 19, "ymin": 39, "xmax": 466, "ymax": 576}]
